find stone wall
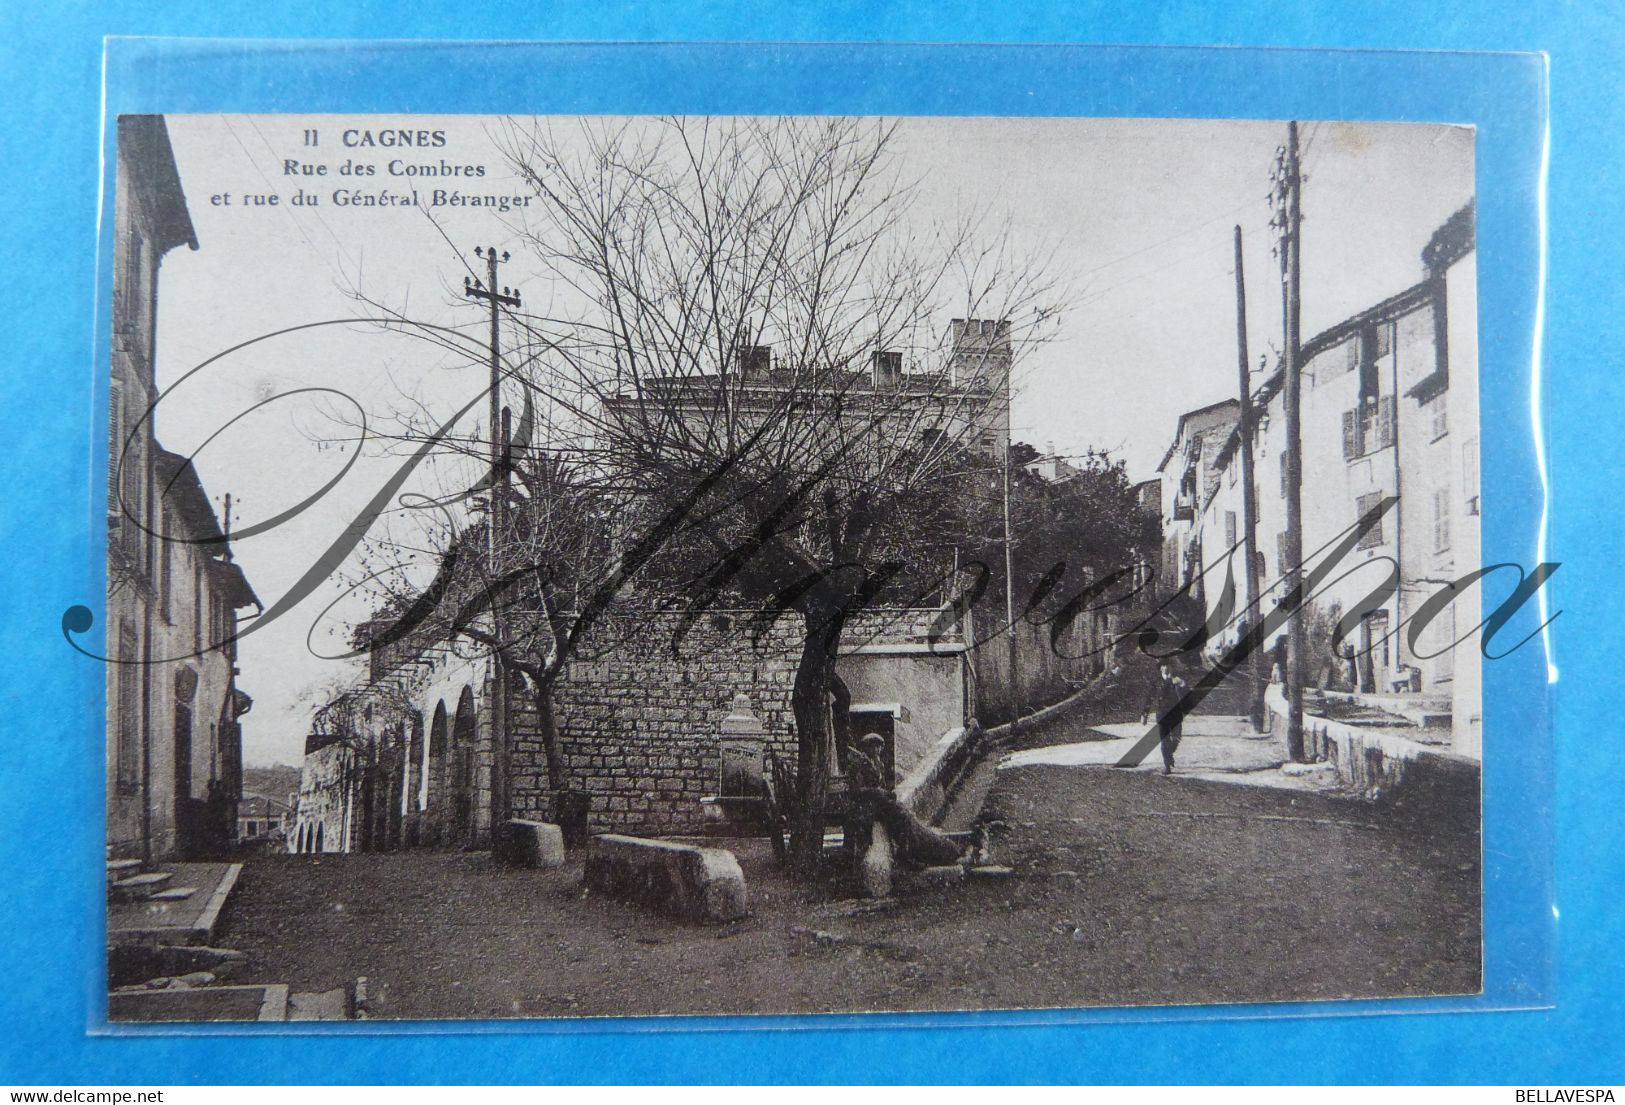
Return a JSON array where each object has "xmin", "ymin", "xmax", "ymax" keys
[
  {"xmin": 509, "ymin": 606, "xmax": 970, "ymax": 836},
  {"xmin": 292, "ymin": 741, "xmax": 351, "ymax": 854},
  {"xmin": 510, "ymin": 610, "xmax": 806, "ymax": 835}
]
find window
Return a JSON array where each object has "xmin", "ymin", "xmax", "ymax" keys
[
  {"xmin": 1279, "ymin": 451, "xmax": 1288, "ymax": 499},
  {"xmin": 1436, "ymin": 606, "xmax": 1457, "ymax": 656},
  {"xmin": 1224, "ymin": 511, "xmax": 1237, "ymax": 548},
  {"xmin": 159, "ymin": 514, "xmax": 173, "ymax": 624},
  {"xmin": 119, "ymin": 231, "xmax": 146, "ymax": 337},
  {"xmin": 1356, "ymin": 492, "xmax": 1385, "ymax": 550},
  {"xmin": 194, "ymin": 564, "xmax": 205, "ymax": 654},
  {"xmin": 247, "ymin": 820, "xmax": 259, "ymax": 837},
  {"xmin": 1358, "ymin": 325, "xmax": 1382, "ymax": 401},
  {"xmin": 1428, "ymin": 394, "xmax": 1448, "ymax": 441},
  {"xmin": 1433, "ymin": 487, "xmax": 1452, "ymax": 554},
  {"xmin": 1342, "ymin": 396, "xmax": 1395, "ymax": 460},
  {"xmin": 920, "ymin": 427, "xmax": 945, "ymax": 450},
  {"xmin": 1373, "ymin": 322, "xmax": 1393, "ymax": 360},
  {"xmin": 116, "ymin": 621, "xmax": 140, "ymax": 790},
  {"xmin": 1364, "ymin": 609, "xmax": 1392, "ymax": 673},
  {"xmin": 107, "ymin": 379, "xmax": 122, "ymax": 522},
  {"xmin": 1276, "ymin": 531, "xmax": 1288, "ymax": 576}
]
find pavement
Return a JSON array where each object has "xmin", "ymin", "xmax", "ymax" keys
[
  {"xmin": 1001, "ymin": 712, "xmax": 1341, "ymax": 794},
  {"xmin": 157, "ymin": 680, "xmax": 1477, "ymax": 1019},
  {"xmin": 203, "ymin": 725, "xmax": 1478, "ymax": 1018}
]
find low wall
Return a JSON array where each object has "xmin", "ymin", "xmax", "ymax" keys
[
  {"xmin": 896, "ymin": 724, "xmax": 986, "ymax": 824},
  {"xmin": 1264, "ymin": 685, "xmax": 1479, "ymax": 818}
]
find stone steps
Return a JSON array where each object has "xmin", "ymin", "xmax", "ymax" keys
[
  {"xmin": 111, "ymin": 871, "xmax": 173, "ymax": 900},
  {"xmin": 106, "ymin": 858, "xmax": 143, "ymax": 882},
  {"xmin": 149, "ymin": 886, "xmax": 199, "ymax": 901}
]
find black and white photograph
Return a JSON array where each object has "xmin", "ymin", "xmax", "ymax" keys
[{"xmin": 102, "ymin": 111, "xmax": 1483, "ymax": 1023}]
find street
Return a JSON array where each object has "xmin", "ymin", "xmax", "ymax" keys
[{"xmin": 211, "ymin": 705, "xmax": 1480, "ymax": 1019}]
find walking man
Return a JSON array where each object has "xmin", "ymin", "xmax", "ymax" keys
[{"xmin": 1142, "ymin": 661, "xmax": 1189, "ymax": 775}]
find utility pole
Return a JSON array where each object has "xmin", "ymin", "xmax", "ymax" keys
[
  {"xmin": 1232, "ymin": 227, "xmax": 1266, "ymax": 734},
  {"xmin": 1272, "ymin": 123, "xmax": 1307, "ymax": 762},
  {"xmin": 464, "ymin": 246, "xmax": 522, "ymax": 828},
  {"xmin": 1003, "ymin": 441, "xmax": 1019, "ymax": 741}
]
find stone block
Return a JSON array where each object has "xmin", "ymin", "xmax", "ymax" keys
[
  {"xmin": 584, "ymin": 834, "xmax": 748, "ymax": 923},
  {"xmin": 860, "ymin": 822, "xmax": 894, "ymax": 899},
  {"xmin": 492, "ymin": 819, "xmax": 566, "ymax": 869}
]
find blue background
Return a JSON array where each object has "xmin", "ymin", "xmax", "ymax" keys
[{"xmin": 0, "ymin": 3, "xmax": 1616, "ymax": 1086}]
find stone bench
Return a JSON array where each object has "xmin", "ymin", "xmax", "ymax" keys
[
  {"xmin": 493, "ymin": 819, "xmax": 566, "ymax": 869},
  {"xmin": 584, "ymin": 834, "xmax": 748, "ymax": 923}
]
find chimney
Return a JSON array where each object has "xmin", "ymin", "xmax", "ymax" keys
[{"xmin": 872, "ymin": 349, "xmax": 902, "ymax": 390}]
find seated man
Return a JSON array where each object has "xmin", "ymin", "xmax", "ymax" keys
[{"xmin": 845, "ymin": 732, "xmax": 969, "ymax": 868}]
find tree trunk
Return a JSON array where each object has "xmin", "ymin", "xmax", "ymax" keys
[
  {"xmin": 787, "ymin": 606, "xmax": 845, "ymax": 877},
  {"xmin": 530, "ymin": 683, "xmax": 566, "ymax": 793}
]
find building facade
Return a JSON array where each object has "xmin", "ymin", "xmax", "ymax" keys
[
  {"xmin": 107, "ymin": 116, "xmax": 261, "ymax": 861},
  {"xmin": 1157, "ymin": 202, "xmax": 1481, "ymax": 757},
  {"xmin": 1154, "ymin": 399, "xmax": 1241, "ymax": 603}
]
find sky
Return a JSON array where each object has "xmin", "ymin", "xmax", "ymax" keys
[{"xmin": 151, "ymin": 114, "xmax": 1474, "ymax": 766}]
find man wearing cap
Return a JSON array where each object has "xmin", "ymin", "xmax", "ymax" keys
[{"xmin": 846, "ymin": 731, "xmax": 965, "ymax": 867}]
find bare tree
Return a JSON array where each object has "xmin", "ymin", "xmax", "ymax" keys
[
  {"xmin": 328, "ymin": 116, "xmax": 1062, "ymax": 874},
  {"xmin": 486, "ymin": 116, "xmax": 1064, "ymax": 872}
]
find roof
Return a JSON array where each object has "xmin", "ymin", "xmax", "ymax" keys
[
  {"xmin": 1422, "ymin": 200, "xmax": 1475, "ymax": 274},
  {"xmin": 239, "ymin": 794, "xmax": 292, "ymax": 818},
  {"xmin": 153, "ymin": 447, "xmax": 261, "ymax": 609},
  {"xmin": 1204, "ymin": 274, "xmax": 1459, "ymax": 488},
  {"xmin": 116, "ymin": 115, "xmax": 199, "ymax": 255},
  {"xmin": 212, "ymin": 559, "xmax": 262, "ymax": 611},
  {"xmin": 1173, "ymin": 200, "xmax": 1476, "ymax": 494},
  {"xmin": 625, "ymin": 365, "xmax": 990, "ymax": 403},
  {"xmin": 1154, "ymin": 399, "xmax": 1240, "ymax": 473},
  {"xmin": 153, "ymin": 448, "xmax": 225, "ymax": 543}
]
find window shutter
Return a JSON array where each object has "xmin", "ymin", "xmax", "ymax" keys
[
  {"xmin": 1356, "ymin": 492, "xmax": 1384, "ymax": 550},
  {"xmin": 1280, "ymin": 451, "xmax": 1289, "ymax": 498},
  {"xmin": 117, "ymin": 620, "xmax": 140, "ymax": 785},
  {"xmin": 107, "ymin": 380, "xmax": 122, "ymax": 523},
  {"xmin": 1341, "ymin": 409, "xmax": 1358, "ymax": 460},
  {"xmin": 1434, "ymin": 488, "xmax": 1451, "ymax": 553},
  {"xmin": 1377, "ymin": 396, "xmax": 1396, "ymax": 449}
]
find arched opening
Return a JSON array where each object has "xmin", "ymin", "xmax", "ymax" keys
[
  {"xmin": 315, "ymin": 822, "xmax": 324, "ymax": 853},
  {"xmin": 426, "ymin": 700, "xmax": 448, "ymax": 845},
  {"xmin": 450, "ymin": 686, "xmax": 478, "ymax": 846},
  {"xmin": 404, "ymin": 711, "xmax": 425, "ymax": 847}
]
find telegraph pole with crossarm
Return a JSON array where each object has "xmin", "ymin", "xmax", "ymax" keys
[{"xmin": 464, "ymin": 246, "xmax": 522, "ymax": 831}]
